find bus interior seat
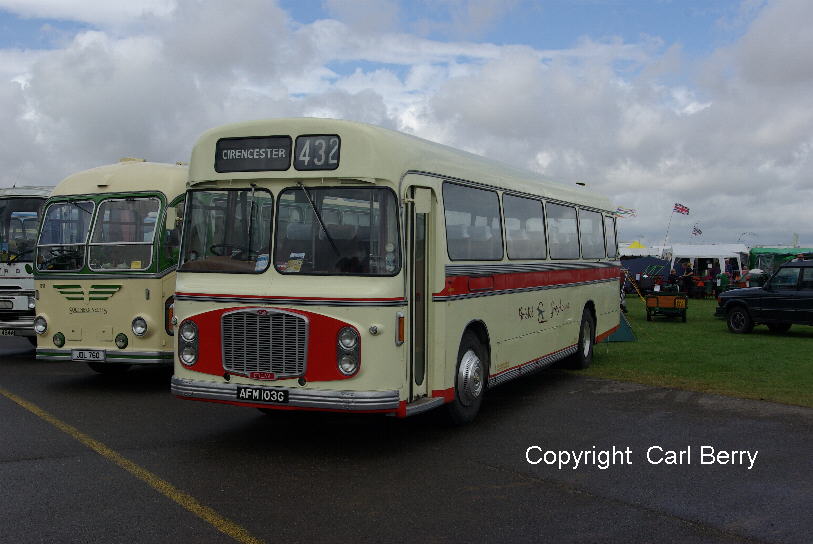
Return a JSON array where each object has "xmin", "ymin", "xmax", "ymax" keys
[{"xmin": 469, "ymin": 225, "xmax": 496, "ymax": 258}]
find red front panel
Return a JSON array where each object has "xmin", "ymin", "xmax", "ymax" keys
[{"xmin": 183, "ymin": 306, "xmax": 359, "ymax": 382}]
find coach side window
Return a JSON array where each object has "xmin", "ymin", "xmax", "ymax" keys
[
  {"xmin": 604, "ymin": 215, "xmax": 618, "ymax": 258},
  {"xmin": 443, "ymin": 183, "xmax": 503, "ymax": 261},
  {"xmin": 546, "ymin": 203, "xmax": 579, "ymax": 259},
  {"xmin": 579, "ymin": 209, "xmax": 606, "ymax": 259},
  {"xmin": 503, "ymin": 194, "xmax": 546, "ymax": 259}
]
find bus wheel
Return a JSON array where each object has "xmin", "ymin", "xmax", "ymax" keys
[
  {"xmin": 445, "ymin": 331, "xmax": 487, "ymax": 425},
  {"xmin": 87, "ymin": 362, "xmax": 131, "ymax": 374},
  {"xmin": 566, "ymin": 309, "xmax": 595, "ymax": 370}
]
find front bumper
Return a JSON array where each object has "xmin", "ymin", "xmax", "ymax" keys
[
  {"xmin": 36, "ymin": 348, "xmax": 173, "ymax": 364},
  {"xmin": 171, "ymin": 375, "xmax": 400, "ymax": 412},
  {"xmin": 0, "ymin": 317, "xmax": 35, "ymax": 337}
]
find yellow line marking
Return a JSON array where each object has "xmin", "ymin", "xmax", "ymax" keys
[{"xmin": 0, "ymin": 387, "xmax": 265, "ymax": 544}]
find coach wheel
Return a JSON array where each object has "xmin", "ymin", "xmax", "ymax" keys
[
  {"xmin": 87, "ymin": 362, "xmax": 131, "ymax": 374},
  {"xmin": 567, "ymin": 309, "xmax": 595, "ymax": 370},
  {"xmin": 445, "ymin": 331, "xmax": 487, "ymax": 425},
  {"xmin": 726, "ymin": 306, "xmax": 753, "ymax": 334}
]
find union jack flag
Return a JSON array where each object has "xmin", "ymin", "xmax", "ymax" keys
[{"xmin": 673, "ymin": 203, "xmax": 690, "ymax": 215}]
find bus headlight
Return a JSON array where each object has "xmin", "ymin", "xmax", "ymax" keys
[
  {"xmin": 336, "ymin": 326, "xmax": 360, "ymax": 376},
  {"xmin": 338, "ymin": 353, "xmax": 358, "ymax": 375},
  {"xmin": 132, "ymin": 317, "xmax": 148, "ymax": 337},
  {"xmin": 53, "ymin": 332, "xmax": 65, "ymax": 348},
  {"xmin": 178, "ymin": 320, "xmax": 198, "ymax": 366},
  {"xmin": 180, "ymin": 320, "xmax": 197, "ymax": 342},
  {"xmin": 33, "ymin": 316, "xmax": 47, "ymax": 335},
  {"xmin": 338, "ymin": 327, "xmax": 358, "ymax": 350}
]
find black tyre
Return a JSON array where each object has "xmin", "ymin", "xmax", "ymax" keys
[
  {"xmin": 726, "ymin": 305, "xmax": 753, "ymax": 334},
  {"xmin": 681, "ymin": 311, "xmax": 687, "ymax": 323},
  {"xmin": 87, "ymin": 361, "xmax": 131, "ymax": 374},
  {"xmin": 566, "ymin": 309, "xmax": 595, "ymax": 370},
  {"xmin": 767, "ymin": 322, "xmax": 791, "ymax": 333},
  {"xmin": 646, "ymin": 310, "xmax": 652, "ymax": 321},
  {"xmin": 444, "ymin": 331, "xmax": 487, "ymax": 425}
]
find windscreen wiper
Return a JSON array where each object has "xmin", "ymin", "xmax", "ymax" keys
[{"xmin": 297, "ymin": 183, "xmax": 339, "ymax": 256}]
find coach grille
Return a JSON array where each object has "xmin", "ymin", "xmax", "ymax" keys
[{"xmin": 221, "ymin": 310, "xmax": 308, "ymax": 377}]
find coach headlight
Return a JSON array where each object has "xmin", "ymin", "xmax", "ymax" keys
[
  {"xmin": 178, "ymin": 320, "xmax": 198, "ymax": 366},
  {"xmin": 338, "ymin": 327, "xmax": 358, "ymax": 350},
  {"xmin": 33, "ymin": 316, "xmax": 47, "ymax": 335},
  {"xmin": 336, "ymin": 326, "xmax": 360, "ymax": 376},
  {"xmin": 132, "ymin": 316, "xmax": 148, "ymax": 337},
  {"xmin": 180, "ymin": 320, "xmax": 197, "ymax": 342}
]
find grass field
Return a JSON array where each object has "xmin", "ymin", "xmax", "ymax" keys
[{"xmin": 584, "ymin": 296, "xmax": 813, "ymax": 407}]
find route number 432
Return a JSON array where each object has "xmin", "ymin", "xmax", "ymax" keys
[{"xmin": 294, "ymin": 135, "xmax": 340, "ymax": 170}]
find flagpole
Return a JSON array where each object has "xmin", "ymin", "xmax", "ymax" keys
[{"xmin": 662, "ymin": 209, "xmax": 674, "ymax": 250}]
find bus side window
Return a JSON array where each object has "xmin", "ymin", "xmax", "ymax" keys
[
  {"xmin": 604, "ymin": 215, "xmax": 617, "ymax": 258},
  {"xmin": 546, "ymin": 202, "xmax": 579, "ymax": 259},
  {"xmin": 443, "ymin": 182, "xmax": 503, "ymax": 261},
  {"xmin": 503, "ymin": 194, "xmax": 546, "ymax": 260},
  {"xmin": 578, "ymin": 209, "xmax": 606, "ymax": 259}
]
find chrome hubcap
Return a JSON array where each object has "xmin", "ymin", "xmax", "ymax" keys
[
  {"xmin": 457, "ymin": 349, "xmax": 483, "ymax": 406},
  {"xmin": 581, "ymin": 321, "xmax": 592, "ymax": 358}
]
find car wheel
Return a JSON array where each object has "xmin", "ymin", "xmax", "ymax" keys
[
  {"xmin": 87, "ymin": 362, "xmax": 131, "ymax": 374},
  {"xmin": 566, "ymin": 309, "xmax": 595, "ymax": 370},
  {"xmin": 767, "ymin": 323, "xmax": 792, "ymax": 333},
  {"xmin": 726, "ymin": 305, "xmax": 753, "ymax": 334},
  {"xmin": 444, "ymin": 331, "xmax": 487, "ymax": 425}
]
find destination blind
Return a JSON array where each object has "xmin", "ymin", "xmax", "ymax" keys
[{"xmin": 215, "ymin": 136, "xmax": 292, "ymax": 172}]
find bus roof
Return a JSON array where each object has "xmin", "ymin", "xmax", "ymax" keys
[
  {"xmin": 0, "ymin": 186, "xmax": 52, "ymax": 198},
  {"xmin": 189, "ymin": 118, "xmax": 613, "ymax": 211},
  {"xmin": 50, "ymin": 160, "xmax": 187, "ymax": 199}
]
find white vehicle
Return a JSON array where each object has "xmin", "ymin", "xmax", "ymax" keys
[
  {"xmin": 0, "ymin": 186, "xmax": 52, "ymax": 343},
  {"xmin": 172, "ymin": 119, "xmax": 620, "ymax": 423}
]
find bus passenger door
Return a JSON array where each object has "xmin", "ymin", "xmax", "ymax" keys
[{"xmin": 408, "ymin": 187, "xmax": 432, "ymax": 401}]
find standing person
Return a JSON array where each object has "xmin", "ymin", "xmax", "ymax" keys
[
  {"xmin": 715, "ymin": 269, "xmax": 730, "ymax": 296},
  {"xmin": 792, "ymin": 253, "xmax": 805, "ymax": 262},
  {"xmin": 681, "ymin": 263, "xmax": 694, "ymax": 295}
]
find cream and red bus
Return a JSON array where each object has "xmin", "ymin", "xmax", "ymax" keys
[
  {"xmin": 34, "ymin": 159, "xmax": 187, "ymax": 373},
  {"xmin": 171, "ymin": 119, "xmax": 620, "ymax": 422},
  {"xmin": 1, "ymin": 186, "xmax": 52, "ymax": 343}
]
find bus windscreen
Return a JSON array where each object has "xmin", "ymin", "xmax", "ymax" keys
[
  {"xmin": 274, "ymin": 186, "xmax": 400, "ymax": 276},
  {"xmin": 0, "ymin": 198, "xmax": 44, "ymax": 263}
]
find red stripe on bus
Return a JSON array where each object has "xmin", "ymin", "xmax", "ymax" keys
[
  {"xmin": 434, "ymin": 266, "xmax": 621, "ymax": 298},
  {"xmin": 175, "ymin": 292, "xmax": 405, "ymax": 302},
  {"xmin": 595, "ymin": 325, "xmax": 619, "ymax": 344},
  {"xmin": 491, "ymin": 344, "xmax": 577, "ymax": 378}
]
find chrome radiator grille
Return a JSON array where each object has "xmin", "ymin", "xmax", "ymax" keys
[{"xmin": 221, "ymin": 310, "xmax": 308, "ymax": 377}]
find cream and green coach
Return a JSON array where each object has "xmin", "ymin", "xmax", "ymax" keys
[
  {"xmin": 172, "ymin": 119, "xmax": 620, "ymax": 423},
  {"xmin": 34, "ymin": 159, "xmax": 187, "ymax": 373}
]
